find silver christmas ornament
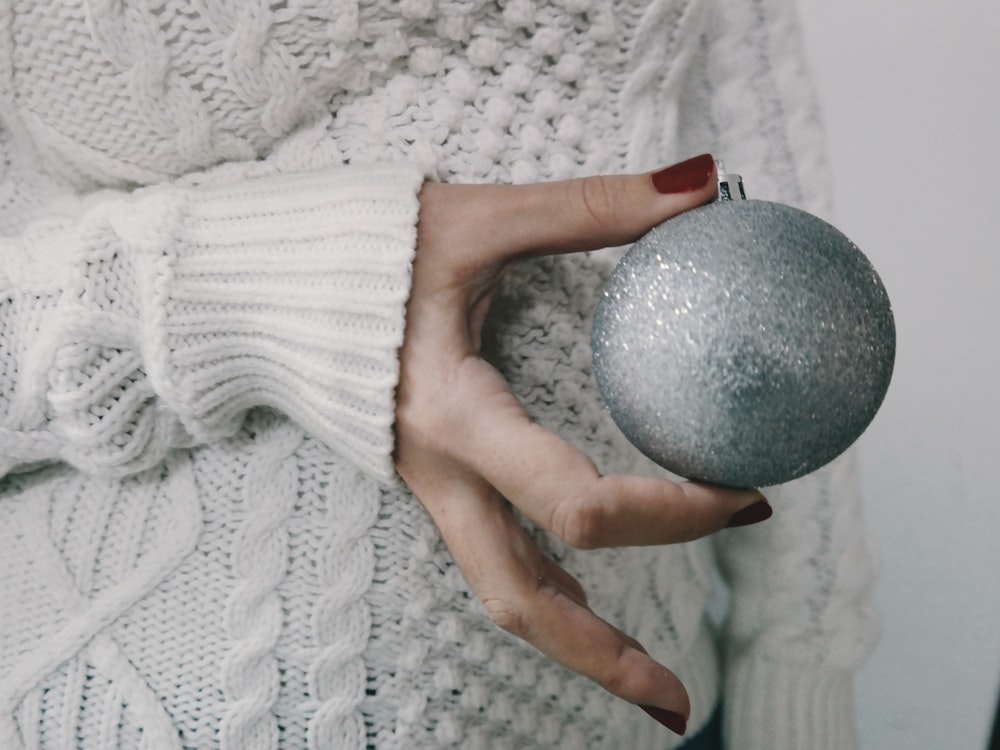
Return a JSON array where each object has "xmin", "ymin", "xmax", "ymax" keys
[{"xmin": 592, "ymin": 164, "xmax": 895, "ymax": 488}]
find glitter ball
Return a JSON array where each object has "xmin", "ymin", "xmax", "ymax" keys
[{"xmin": 591, "ymin": 199, "xmax": 896, "ymax": 488}]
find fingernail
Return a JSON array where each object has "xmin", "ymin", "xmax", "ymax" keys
[
  {"xmin": 651, "ymin": 153, "xmax": 716, "ymax": 194},
  {"xmin": 725, "ymin": 498, "xmax": 773, "ymax": 528},
  {"xmin": 639, "ymin": 705, "xmax": 688, "ymax": 736}
]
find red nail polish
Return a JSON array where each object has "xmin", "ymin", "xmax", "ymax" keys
[
  {"xmin": 639, "ymin": 705, "xmax": 688, "ymax": 736},
  {"xmin": 650, "ymin": 153, "xmax": 715, "ymax": 194},
  {"xmin": 725, "ymin": 499, "xmax": 773, "ymax": 528}
]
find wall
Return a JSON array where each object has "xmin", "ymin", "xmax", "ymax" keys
[{"xmin": 795, "ymin": 1, "xmax": 1000, "ymax": 748}]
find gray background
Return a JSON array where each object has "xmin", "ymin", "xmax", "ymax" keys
[{"xmin": 796, "ymin": 1, "xmax": 1000, "ymax": 748}]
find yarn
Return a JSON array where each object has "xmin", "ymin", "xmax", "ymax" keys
[{"xmin": 0, "ymin": 1, "xmax": 878, "ymax": 748}]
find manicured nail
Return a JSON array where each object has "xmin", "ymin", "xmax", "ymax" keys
[
  {"xmin": 651, "ymin": 153, "xmax": 715, "ymax": 194},
  {"xmin": 725, "ymin": 498, "xmax": 773, "ymax": 528},
  {"xmin": 639, "ymin": 705, "xmax": 688, "ymax": 736}
]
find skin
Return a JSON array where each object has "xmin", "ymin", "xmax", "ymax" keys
[{"xmin": 394, "ymin": 162, "xmax": 766, "ymax": 721}]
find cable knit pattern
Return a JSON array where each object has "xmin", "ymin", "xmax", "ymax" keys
[
  {"xmin": 0, "ymin": 456, "xmax": 201, "ymax": 749},
  {"xmin": 308, "ymin": 443, "xmax": 379, "ymax": 749},
  {"xmin": 219, "ymin": 416, "xmax": 301, "ymax": 749},
  {"xmin": 0, "ymin": 0, "xmax": 877, "ymax": 748}
]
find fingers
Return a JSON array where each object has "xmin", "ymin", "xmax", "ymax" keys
[
  {"xmin": 416, "ymin": 154, "xmax": 718, "ymax": 274},
  {"xmin": 511, "ymin": 153, "xmax": 718, "ymax": 256},
  {"xmin": 400, "ymin": 155, "xmax": 749, "ymax": 733},
  {"xmin": 423, "ymin": 475, "xmax": 690, "ymax": 721},
  {"xmin": 447, "ymin": 369, "xmax": 766, "ymax": 548},
  {"xmin": 489, "ymin": 153, "xmax": 718, "ymax": 263}
]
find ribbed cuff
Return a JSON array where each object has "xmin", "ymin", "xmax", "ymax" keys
[
  {"xmin": 137, "ymin": 164, "xmax": 424, "ymax": 483},
  {"xmin": 723, "ymin": 654, "xmax": 860, "ymax": 750}
]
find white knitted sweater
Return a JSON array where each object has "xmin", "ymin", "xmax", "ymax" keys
[{"xmin": 0, "ymin": 0, "xmax": 878, "ymax": 748}]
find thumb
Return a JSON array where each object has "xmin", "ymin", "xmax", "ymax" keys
[{"xmin": 494, "ymin": 153, "xmax": 718, "ymax": 261}]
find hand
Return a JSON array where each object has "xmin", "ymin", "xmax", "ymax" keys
[{"xmin": 394, "ymin": 154, "xmax": 769, "ymax": 734}]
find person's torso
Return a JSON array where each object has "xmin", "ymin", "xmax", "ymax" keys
[{"xmin": 1, "ymin": 0, "xmax": 713, "ymax": 188}]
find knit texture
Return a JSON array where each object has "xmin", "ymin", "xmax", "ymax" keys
[
  {"xmin": 0, "ymin": 0, "xmax": 878, "ymax": 748},
  {"xmin": 0, "ymin": 163, "xmax": 422, "ymax": 481}
]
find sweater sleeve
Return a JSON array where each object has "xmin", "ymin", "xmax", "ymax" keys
[
  {"xmin": 0, "ymin": 156, "xmax": 424, "ymax": 483},
  {"xmin": 688, "ymin": 2, "xmax": 880, "ymax": 748},
  {"xmin": 714, "ymin": 453, "xmax": 879, "ymax": 750}
]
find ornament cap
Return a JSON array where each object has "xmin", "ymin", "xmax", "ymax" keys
[{"xmin": 715, "ymin": 159, "xmax": 746, "ymax": 201}]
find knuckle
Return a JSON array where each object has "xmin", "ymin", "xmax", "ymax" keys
[
  {"xmin": 482, "ymin": 596, "xmax": 530, "ymax": 638},
  {"xmin": 550, "ymin": 498, "xmax": 607, "ymax": 550},
  {"xmin": 591, "ymin": 638, "xmax": 639, "ymax": 697},
  {"xmin": 572, "ymin": 175, "xmax": 619, "ymax": 235},
  {"xmin": 600, "ymin": 651, "xmax": 630, "ymax": 694}
]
